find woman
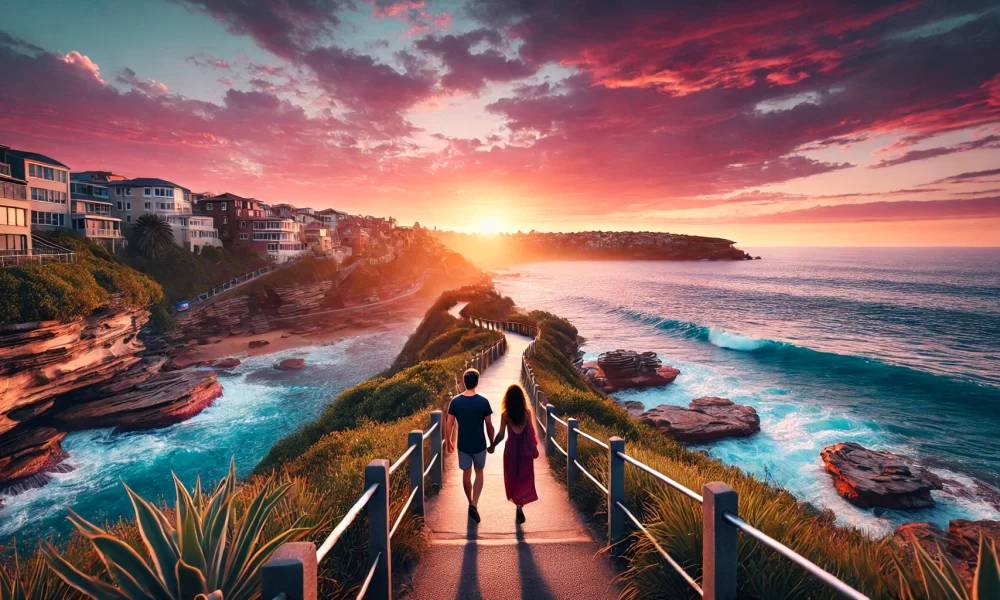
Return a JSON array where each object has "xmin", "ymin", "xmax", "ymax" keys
[{"xmin": 490, "ymin": 384, "xmax": 539, "ymax": 523}]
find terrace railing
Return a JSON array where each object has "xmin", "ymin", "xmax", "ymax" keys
[
  {"xmin": 466, "ymin": 316, "xmax": 870, "ymax": 600},
  {"xmin": 1, "ymin": 236, "xmax": 77, "ymax": 268},
  {"xmin": 185, "ymin": 255, "xmax": 352, "ymax": 310},
  {"xmin": 261, "ymin": 334, "xmax": 508, "ymax": 600}
]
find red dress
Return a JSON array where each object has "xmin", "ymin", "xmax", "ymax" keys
[{"xmin": 503, "ymin": 417, "xmax": 539, "ymax": 506}]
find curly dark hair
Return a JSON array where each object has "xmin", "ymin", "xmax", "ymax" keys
[{"xmin": 502, "ymin": 384, "xmax": 531, "ymax": 427}]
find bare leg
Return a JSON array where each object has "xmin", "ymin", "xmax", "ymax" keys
[
  {"xmin": 462, "ymin": 468, "xmax": 475, "ymax": 506},
  {"xmin": 472, "ymin": 467, "xmax": 485, "ymax": 506}
]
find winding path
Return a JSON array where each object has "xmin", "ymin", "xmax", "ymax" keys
[{"xmin": 409, "ymin": 312, "xmax": 620, "ymax": 599}]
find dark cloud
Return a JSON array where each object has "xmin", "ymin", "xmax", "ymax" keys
[
  {"xmin": 871, "ymin": 135, "xmax": 1000, "ymax": 168},
  {"xmin": 415, "ymin": 29, "xmax": 535, "ymax": 93},
  {"xmin": 736, "ymin": 197, "xmax": 1000, "ymax": 224},
  {"xmin": 930, "ymin": 168, "xmax": 1000, "ymax": 185}
]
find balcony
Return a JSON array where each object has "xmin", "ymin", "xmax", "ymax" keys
[
  {"xmin": 1, "ymin": 179, "xmax": 27, "ymax": 201},
  {"xmin": 82, "ymin": 227, "xmax": 123, "ymax": 239},
  {"xmin": 0, "ymin": 163, "xmax": 10, "ymax": 176}
]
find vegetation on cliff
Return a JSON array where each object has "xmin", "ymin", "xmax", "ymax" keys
[
  {"xmin": 0, "ymin": 232, "xmax": 161, "ymax": 326},
  {"xmin": 125, "ymin": 242, "xmax": 267, "ymax": 306}
]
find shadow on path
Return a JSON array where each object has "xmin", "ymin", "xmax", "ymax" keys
[
  {"xmin": 516, "ymin": 525, "xmax": 558, "ymax": 600},
  {"xmin": 456, "ymin": 519, "xmax": 482, "ymax": 600}
]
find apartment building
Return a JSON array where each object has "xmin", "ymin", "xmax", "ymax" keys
[
  {"xmin": 195, "ymin": 192, "xmax": 306, "ymax": 262},
  {"xmin": 2, "ymin": 148, "xmax": 71, "ymax": 232},
  {"xmin": 107, "ymin": 178, "xmax": 191, "ymax": 224},
  {"xmin": 69, "ymin": 174, "xmax": 123, "ymax": 252},
  {"xmin": 0, "ymin": 145, "xmax": 31, "ymax": 257},
  {"xmin": 165, "ymin": 215, "xmax": 221, "ymax": 253},
  {"xmin": 338, "ymin": 217, "xmax": 371, "ymax": 252}
]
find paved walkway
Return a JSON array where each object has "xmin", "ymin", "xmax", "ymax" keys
[{"xmin": 409, "ymin": 327, "xmax": 620, "ymax": 599}]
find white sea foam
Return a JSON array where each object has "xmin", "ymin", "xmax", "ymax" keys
[{"xmin": 707, "ymin": 327, "xmax": 769, "ymax": 351}]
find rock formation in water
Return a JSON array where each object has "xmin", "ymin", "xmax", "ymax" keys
[
  {"xmin": 0, "ymin": 309, "xmax": 221, "ymax": 495},
  {"xmin": 640, "ymin": 397, "xmax": 760, "ymax": 443},
  {"xmin": 896, "ymin": 519, "xmax": 1000, "ymax": 586},
  {"xmin": 820, "ymin": 442, "xmax": 943, "ymax": 509},
  {"xmin": 582, "ymin": 350, "xmax": 680, "ymax": 392},
  {"xmin": 275, "ymin": 358, "xmax": 306, "ymax": 370}
]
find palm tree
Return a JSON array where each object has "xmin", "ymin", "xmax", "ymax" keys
[{"xmin": 130, "ymin": 214, "xmax": 175, "ymax": 259}]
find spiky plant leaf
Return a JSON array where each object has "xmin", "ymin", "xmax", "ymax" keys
[
  {"xmin": 124, "ymin": 484, "xmax": 180, "ymax": 596},
  {"xmin": 39, "ymin": 541, "xmax": 129, "ymax": 600},
  {"xmin": 180, "ymin": 506, "xmax": 209, "ymax": 576},
  {"xmin": 175, "ymin": 561, "xmax": 208, "ymax": 600},
  {"xmin": 86, "ymin": 535, "xmax": 172, "ymax": 600},
  {"xmin": 975, "ymin": 537, "xmax": 1000, "ymax": 600},
  {"xmin": 913, "ymin": 542, "xmax": 968, "ymax": 600}
]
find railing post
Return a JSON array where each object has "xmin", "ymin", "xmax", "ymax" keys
[
  {"xmin": 608, "ymin": 437, "xmax": 626, "ymax": 556},
  {"xmin": 545, "ymin": 405, "xmax": 556, "ymax": 458},
  {"xmin": 261, "ymin": 542, "xmax": 318, "ymax": 600},
  {"xmin": 365, "ymin": 460, "xmax": 392, "ymax": 600},
  {"xmin": 408, "ymin": 430, "xmax": 425, "ymax": 516},
  {"xmin": 429, "ymin": 411, "xmax": 443, "ymax": 490},
  {"xmin": 567, "ymin": 418, "xmax": 578, "ymax": 496},
  {"xmin": 703, "ymin": 482, "xmax": 738, "ymax": 600}
]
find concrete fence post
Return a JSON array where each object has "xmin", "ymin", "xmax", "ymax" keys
[
  {"xmin": 608, "ymin": 437, "xmax": 626, "ymax": 556},
  {"xmin": 567, "ymin": 418, "xmax": 578, "ymax": 496},
  {"xmin": 429, "ymin": 411, "xmax": 443, "ymax": 490},
  {"xmin": 261, "ymin": 542, "xmax": 317, "ymax": 600},
  {"xmin": 545, "ymin": 405, "xmax": 556, "ymax": 457},
  {"xmin": 408, "ymin": 430, "xmax": 425, "ymax": 516},
  {"xmin": 365, "ymin": 460, "xmax": 392, "ymax": 600},
  {"xmin": 703, "ymin": 482, "xmax": 738, "ymax": 600}
]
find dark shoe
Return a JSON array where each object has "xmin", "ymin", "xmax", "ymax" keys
[
  {"xmin": 516, "ymin": 506, "xmax": 525, "ymax": 524},
  {"xmin": 469, "ymin": 505, "xmax": 481, "ymax": 524}
]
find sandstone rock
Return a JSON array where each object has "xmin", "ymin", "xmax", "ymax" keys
[
  {"xmin": 895, "ymin": 520, "xmax": 1000, "ymax": 587},
  {"xmin": 583, "ymin": 350, "xmax": 680, "ymax": 393},
  {"xmin": 0, "ymin": 426, "xmax": 67, "ymax": 484},
  {"xmin": 947, "ymin": 519, "xmax": 1000, "ymax": 562},
  {"xmin": 622, "ymin": 401, "xmax": 645, "ymax": 417},
  {"xmin": 213, "ymin": 357, "xmax": 241, "ymax": 369},
  {"xmin": 54, "ymin": 369, "xmax": 223, "ymax": 432},
  {"xmin": 820, "ymin": 442, "xmax": 943, "ymax": 509},
  {"xmin": 249, "ymin": 340, "xmax": 270, "ymax": 349},
  {"xmin": 275, "ymin": 358, "xmax": 306, "ymax": 370},
  {"xmin": 641, "ymin": 397, "xmax": 760, "ymax": 443}
]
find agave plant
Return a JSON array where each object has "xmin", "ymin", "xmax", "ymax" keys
[
  {"xmin": 896, "ymin": 534, "xmax": 1000, "ymax": 600},
  {"xmin": 41, "ymin": 461, "xmax": 310, "ymax": 600}
]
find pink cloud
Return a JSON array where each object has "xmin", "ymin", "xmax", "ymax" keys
[{"xmin": 61, "ymin": 51, "xmax": 103, "ymax": 83}]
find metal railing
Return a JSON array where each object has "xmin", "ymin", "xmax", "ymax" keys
[
  {"xmin": 466, "ymin": 316, "xmax": 871, "ymax": 600},
  {"xmin": 262, "ymin": 333, "xmax": 508, "ymax": 600},
  {"xmin": 185, "ymin": 255, "xmax": 350, "ymax": 309},
  {"xmin": 1, "ymin": 236, "xmax": 78, "ymax": 268}
]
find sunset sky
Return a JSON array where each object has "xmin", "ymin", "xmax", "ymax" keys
[{"xmin": 1, "ymin": 0, "xmax": 998, "ymax": 245}]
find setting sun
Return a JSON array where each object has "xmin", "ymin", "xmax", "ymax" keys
[{"xmin": 476, "ymin": 215, "xmax": 503, "ymax": 234}]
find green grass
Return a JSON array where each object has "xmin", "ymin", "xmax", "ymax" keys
[{"xmin": 0, "ymin": 232, "xmax": 162, "ymax": 326}]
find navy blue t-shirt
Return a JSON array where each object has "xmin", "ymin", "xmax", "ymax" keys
[{"xmin": 448, "ymin": 393, "xmax": 493, "ymax": 454}]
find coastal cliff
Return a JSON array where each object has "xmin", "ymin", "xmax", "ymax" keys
[{"xmin": 0, "ymin": 309, "xmax": 221, "ymax": 494}]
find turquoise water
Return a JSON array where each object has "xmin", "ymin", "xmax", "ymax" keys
[
  {"xmin": 494, "ymin": 248, "xmax": 1000, "ymax": 535},
  {"xmin": 0, "ymin": 324, "xmax": 417, "ymax": 542}
]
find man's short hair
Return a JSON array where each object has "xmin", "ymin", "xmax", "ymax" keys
[{"xmin": 463, "ymin": 368, "xmax": 480, "ymax": 390}]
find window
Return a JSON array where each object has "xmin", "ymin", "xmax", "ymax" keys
[
  {"xmin": 126, "ymin": 215, "xmax": 132, "ymax": 223},
  {"xmin": 28, "ymin": 165, "xmax": 35, "ymax": 178},
  {"xmin": 145, "ymin": 202, "xmax": 151, "ymax": 210},
  {"xmin": 239, "ymin": 221, "xmax": 246, "ymax": 228},
  {"xmin": 267, "ymin": 243, "xmax": 278, "ymax": 251},
  {"xmin": 126, "ymin": 188, "xmax": 132, "ymax": 196},
  {"xmin": 43, "ymin": 167, "xmax": 54, "ymax": 180},
  {"xmin": 221, "ymin": 202, "xmax": 228, "ymax": 211},
  {"xmin": 206, "ymin": 202, "xmax": 213, "ymax": 211},
  {"xmin": 222, "ymin": 216, "xmax": 228, "ymax": 225},
  {"xmin": 144, "ymin": 188, "xmax": 151, "ymax": 197},
  {"xmin": 0, "ymin": 206, "xmax": 26, "ymax": 226},
  {"xmin": 126, "ymin": 202, "xmax": 131, "ymax": 210},
  {"xmin": 117, "ymin": 201, "xmax": 123, "ymax": 210},
  {"xmin": 239, "ymin": 233, "xmax": 249, "ymax": 240}
]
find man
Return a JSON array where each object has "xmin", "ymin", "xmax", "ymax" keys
[{"xmin": 446, "ymin": 368, "xmax": 495, "ymax": 524}]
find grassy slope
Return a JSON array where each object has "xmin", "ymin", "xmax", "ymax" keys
[
  {"xmin": 486, "ymin": 309, "xmax": 924, "ymax": 600},
  {"xmin": 0, "ymin": 232, "xmax": 162, "ymax": 326}
]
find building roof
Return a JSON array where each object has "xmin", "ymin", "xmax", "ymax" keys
[
  {"xmin": 108, "ymin": 177, "xmax": 190, "ymax": 191},
  {"xmin": 5, "ymin": 149, "xmax": 69, "ymax": 169}
]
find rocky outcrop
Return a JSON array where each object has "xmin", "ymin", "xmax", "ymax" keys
[
  {"xmin": 275, "ymin": 358, "xmax": 306, "ymax": 370},
  {"xmin": 641, "ymin": 397, "xmax": 760, "ymax": 443},
  {"xmin": 896, "ymin": 520, "xmax": 1000, "ymax": 586},
  {"xmin": 582, "ymin": 350, "xmax": 679, "ymax": 392},
  {"xmin": 249, "ymin": 340, "xmax": 270, "ymax": 349},
  {"xmin": 0, "ymin": 309, "xmax": 224, "ymax": 493},
  {"xmin": 213, "ymin": 357, "xmax": 241, "ymax": 369},
  {"xmin": 623, "ymin": 401, "xmax": 645, "ymax": 417},
  {"xmin": 53, "ymin": 368, "xmax": 222, "ymax": 432},
  {"xmin": 820, "ymin": 442, "xmax": 943, "ymax": 509}
]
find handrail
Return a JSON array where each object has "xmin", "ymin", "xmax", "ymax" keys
[
  {"xmin": 389, "ymin": 444, "xmax": 416, "ymax": 476},
  {"xmin": 617, "ymin": 451, "xmax": 704, "ymax": 504},
  {"xmin": 576, "ymin": 429, "xmax": 609, "ymax": 450},
  {"xmin": 552, "ymin": 439, "xmax": 568, "ymax": 458},
  {"xmin": 574, "ymin": 460, "xmax": 609, "ymax": 496},
  {"xmin": 423, "ymin": 422, "xmax": 438, "ymax": 440},
  {"xmin": 723, "ymin": 513, "xmax": 870, "ymax": 600},
  {"xmin": 316, "ymin": 483, "xmax": 379, "ymax": 562},
  {"xmin": 356, "ymin": 553, "xmax": 381, "ymax": 600},
  {"xmin": 390, "ymin": 487, "xmax": 420, "ymax": 539},
  {"xmin": 618, "ymin": 501, "xmax": 703, "ymax": 596},
  {"xmin": 551, "ymin": 414, "xmax": 568, "ymax": 428},
  {"xmin": 423, "ymin": 453, "xmax": 439, "ymax": 478}
]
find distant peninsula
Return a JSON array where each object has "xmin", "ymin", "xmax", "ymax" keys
[{"xmin": 432, "ymin": 230, "xmax": 759, "ymax": 267}]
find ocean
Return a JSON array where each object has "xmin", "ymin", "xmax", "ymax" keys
[
  {"xmin": 493, "ymin": 247, "xmax": 1000, "ymax": 534},
  {"xmin": 0, "ymin": 324, "xmax": 417, "ymax": 542}
]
